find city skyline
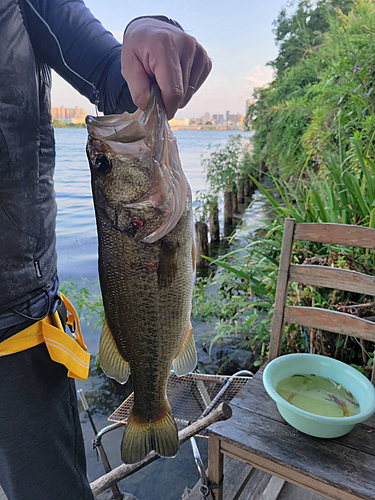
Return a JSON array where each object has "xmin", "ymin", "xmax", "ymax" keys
[
  {"xmin": 51, "ymin": 0, "xmax": 287, "ymax": 118},
  {"xmin": 52, "ymin": 105, "xmax": 87, "ymax": 123},
  {"xmin": 51, "ymin": 105, "xmax": 246, "ymax": 128}
]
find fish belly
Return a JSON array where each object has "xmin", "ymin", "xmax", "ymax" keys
[{"xmin": 97, "ymin": 198, "xmax": 195, "ymax": 463}]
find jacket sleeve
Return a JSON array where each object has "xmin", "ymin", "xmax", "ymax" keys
[{"xmin": 20, "ymin": 0, "xmax": 137, "ymax": 114}]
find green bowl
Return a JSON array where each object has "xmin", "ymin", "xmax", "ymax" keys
[{"xmin": 263, "ymin": 353, "xmax": 375, "ymax": 438}]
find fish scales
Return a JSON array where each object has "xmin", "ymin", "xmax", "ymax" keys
[
  {"xmin": 86, "ymin": 86, "xmax": 197, "ymax": 464},
  {"xmin": 96, "ymin": 192, "xmax": 193, "ymax": 416}
]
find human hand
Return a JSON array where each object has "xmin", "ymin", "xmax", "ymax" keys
[{"xmin": 121, "ymin": 17, "xmax": 212, "ymax": 120}]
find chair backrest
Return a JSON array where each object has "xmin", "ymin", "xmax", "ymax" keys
[{"xmin": 269, "ymin": 218, "xmax": 375, "ymax": 384}]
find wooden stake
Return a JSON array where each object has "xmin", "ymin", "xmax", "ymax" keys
[
  {"xmin": 195, "ymin": 221, "xmax": 209, "ymax": 267},
  {"xmin": 224, "ymin": 190, "xmax": 233, "ymax": 226},
  {"xmin": 232, "ymin": 191, "xmax": 239, "ymax": 214},
  {"xmin": 238, "ymin": 180, "xmax": 245, "ymax": 204},
  {"xmin": 209, "ymin": 201, "xmax": 220, "ymax": 243},
  {"xmin": 90, "ymin": 403, "xmax": 232, "ymax": 497}
]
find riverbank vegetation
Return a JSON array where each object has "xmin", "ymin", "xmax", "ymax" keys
[
  {"xmin": 53, "ymin": 120, "xmax": 86, "ymax": 128},
  {"xmin": 194, "ymin": 0, "xmax": 375, "ymax": 375}
]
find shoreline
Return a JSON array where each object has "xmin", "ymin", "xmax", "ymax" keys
[
  {"xmin": 170, "ymin": 127, "xmax": 245, "ymax": 131},
  {"xmin": 52, "ymin": 121, "xmax": 246, "ymax": 132}
]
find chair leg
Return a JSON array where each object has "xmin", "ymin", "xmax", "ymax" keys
[{"xmin": 208, "ymin": 436, "xmax": 223, "ymax": 500}]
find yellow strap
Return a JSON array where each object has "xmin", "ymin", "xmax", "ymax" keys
[
  {"xmin": 0, "ymin": 322, "xmax": 45, "ymax": 355},
  {"xmin": 0, "ymin": 296, "xmax": 91, "ymax": 380}
]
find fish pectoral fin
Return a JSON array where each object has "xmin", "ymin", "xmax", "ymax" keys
[
  {"xmin": 173, "ymin": 323, "xmax": 197, "ymax": 376},
  {"xmin": 157, "ymin": 241, "xmax": 179, "ymax": 288},
  {"xmin": 121, "ymin": 404, "xmax": 179, "ymax": 464},
  {"xmin": 99, "ymin": 318, "xmax": 130, "ymax": 384}
]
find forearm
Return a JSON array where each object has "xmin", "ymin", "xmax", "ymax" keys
[{"xmin": 20, "ymin": 0, "xmax": 136, "ymax": 114}]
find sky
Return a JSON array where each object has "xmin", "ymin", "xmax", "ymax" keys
[{"xmin": 51, "ymin": 0, "xmax": 289, "ymax": 119}]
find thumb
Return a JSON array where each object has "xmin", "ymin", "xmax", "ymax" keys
[{"xmin": 122, "ymin": 56, "xmax": 152, "ymax": 111}]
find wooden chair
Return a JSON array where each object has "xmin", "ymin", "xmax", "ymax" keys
[{"xmin": 206, "ymin": 218, "xmax": 375, "ymax": 500}]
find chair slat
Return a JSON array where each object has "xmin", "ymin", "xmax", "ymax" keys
[
  {"xmin": 289, "ymin": 265, "xmax": 375, "ymax": 296},
  {"xmin": 284, "ymin": 306, "xmax": 375, "ymax": 342},
  {"xmin": 294, "ymin": 223, "xmax": 375, "ymax": 249},
  {"xmin": 269, "ymin": 219, "xmax": 296, "ymax": 360}
]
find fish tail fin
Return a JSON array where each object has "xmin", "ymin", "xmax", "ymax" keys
[{"xmin": 121, "ymin": 403, "xmax": 179, "ymax": 464}]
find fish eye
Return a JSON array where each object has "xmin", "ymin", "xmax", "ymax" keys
[{"xmin": 94, "ymin": 155, "xmax": 111, "ymax": 174}]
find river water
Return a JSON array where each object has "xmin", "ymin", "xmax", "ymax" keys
[
  {"xmin": 53, "ymin": 128, "xmax": 255, "ymax": 500},
  {"xmin": 55, "ymin": 128, "xmax": 251, "ymax": 283}
]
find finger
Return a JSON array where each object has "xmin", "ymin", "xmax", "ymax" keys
[
  {"xmin": 122, "ymin": 55, "xmax": 152, "ymax": 111},
  {"xmin": 180, "ymin": 47, "xmax": 211, "ymax": 108},
  {"xmin": 151, "ymin": 40, "xmax": 184, "ymax": 119},
  {"xmin": 195, "ymin": 57, "xmax": 213, "ymax": 92},
  {"xmin": 180, "ymin": 36, "xmax": 197, "ymax": 103},
  {"xmin": 180, "ymin": 54, "xmax": 213, "ymax": 109}
]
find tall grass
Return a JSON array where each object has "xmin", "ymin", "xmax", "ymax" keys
[{"xmin": 193, "ymin": 140, "xmax": 375, "ymax": 372}]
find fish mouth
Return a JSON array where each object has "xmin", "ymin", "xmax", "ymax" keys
[
  {"xmin": 86, "ymin": 111, "xmax": 146, "ymax": 148},
  {"xmin": 87, "ymin": 86, "xmax": 189, "ymax": 244},
  {"xmin": 86, "ymin": 86, "xmax": 163, "ymax": 154}
]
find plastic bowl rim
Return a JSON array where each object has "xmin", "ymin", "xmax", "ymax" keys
[{"xmin": 263, "ymin": 353, "xmax": 375, "ymax": 424}]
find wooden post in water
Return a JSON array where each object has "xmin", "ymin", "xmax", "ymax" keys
[
  {"xmin": 232, "ymin": 190, "xmax": 239, "ymax": 215},
  {"xmin": 224, "ymin": 190, "xmax": 234, "ymax": 241},
  {"xmin": 224, "ymin": 190, "xmax": 233, "ymax": 226},
  {"xmin": 244, "ymin": 178, "xmax": 250, "ymax": 197},
  {"xmin": 238, "ymin": 179, "xmax": 245, "ymax": 204},
  {"xmin": 195, "ymin": 220, "xmax": 209, "ymax": 267},
  {"xmin": 209, "ymin": 200, "xmax": 220, "ymax": 243},
  {"xmin": 248, "ymin": 178, "xmax": 254, "ymax": 196}
]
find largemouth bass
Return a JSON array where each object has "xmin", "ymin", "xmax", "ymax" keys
[{"xmin": 86, "ymin": 87, "xmax": 197, "ymax": 464}]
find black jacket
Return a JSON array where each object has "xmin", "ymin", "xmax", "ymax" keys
[{"xmin": 0, "ymin": 0, "xmax": 135, "ymax": 312}]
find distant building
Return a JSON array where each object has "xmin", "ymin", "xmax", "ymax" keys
[
  {"xmin": 201, "ymin": 112, "xmax": 210, "ymax": 125},
  {"xmin": 166, "ymin": 112, "xmax": 246, "ymax": 130},
  {"xmin": 51, "ymin": 106, "xmax": 87, "ymax": 123},
  {"xmin": 212, "ymin": 114, "xmax": 224, "ymax": 125},
  {"xmin": 189, "ymin": 118, "xmax": 201, "ymax": 125},
  {"xmin": 169, "ymin": 118, "xmax": 190, "ymax": 127},
  {"xmin": 227, "ymin": 113, "xmax": 241, "ymax": 125}
]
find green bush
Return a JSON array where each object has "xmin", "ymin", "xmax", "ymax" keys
[
  {"xmin": 248, "ymin": 0, "xmax": 375, "ymax": 181},
  {"xmin": 193, "ymin": 138, "xmax": 375, "ymax": 372}
]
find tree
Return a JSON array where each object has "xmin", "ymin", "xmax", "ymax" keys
[
  {"xmin": 204, "ymin": 135, "xmax": 244, "ymax": 193},
  {"xmin": 272, "ymin": 0, "xmax": 354, "ymax": 75}
]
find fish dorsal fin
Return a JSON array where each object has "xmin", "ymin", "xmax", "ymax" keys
[
  {"xmin": 99, "ymin": 318, "xmax": 130, "ymax": 384},
  {"xmin": 173, "ymin": 323, "xmax": 197, "ymax": 376}
]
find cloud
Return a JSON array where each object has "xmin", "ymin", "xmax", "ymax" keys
[{"xmin": 246, "ymin": 64, "xmax": 274, "ymax": 89}]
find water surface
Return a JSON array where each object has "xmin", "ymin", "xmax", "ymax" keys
[
  {"xmin": 55, "ymin": 128, "xmax": 251, "ymax": 282},
  {"xmin": 277, "ymin": 374, "xmax": 360, "ymax": 417}
]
